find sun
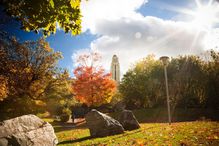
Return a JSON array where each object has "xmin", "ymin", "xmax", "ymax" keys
[
  {"xmin": 190, "ymin": 0, "xmax": 219, "ymax": 30},
  {"xmin": 189, "ymin": 0, "xmax": 219, "ymax": 50},
  {"xmin": 172, "ymin": 0, "xmax": 219, "ymax": 50},
  {"xmin": 172, "ymin": 0, "xmax": 219, "ymax": 30}
]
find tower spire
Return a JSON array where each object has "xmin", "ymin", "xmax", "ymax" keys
[{"xmin": 110, "ymin": 55, "xmax": 120, "ymax": 83}]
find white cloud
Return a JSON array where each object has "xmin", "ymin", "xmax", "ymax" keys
[
  {"xmin": 81, "ymin": 0, "xmax": 147, "ymax": 33},
  {"xmin": 90, "ymin": 16, "xmax": 208, "ymax": 74},
  {"xmin": 74, "ymin": 0, "xmax": 219, "ymax": 76}
]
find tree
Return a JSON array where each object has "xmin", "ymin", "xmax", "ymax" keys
[
  {"xmin": 0, "ymin": 32, "xmax": 63, "ymax": 119},
  {"xmin": 0, "ymin": 33, "xmax": 62, "ymax": 100},
  {"xmin": 0, "ymin": 76, "xmax": 8, "ymax": 101},
  {"xmin": 72, "ymin": 52, "xmax": 116, "ymax": 107},
  {"xmin": 1, "ymin": 0, "xmax": 81, "ymax": 36},
  {"xmin": 205, "ymin": 50, "xmax": 219, "ymax": 109},
  {"xmin": 119, "ymin": 54, "xmax": 209, "ymax": 109},
  {"xmin": 119, "ymin": 55, "xmax": 164, "ymax": 108},
  {"xmin": 167, "ymin": 56, "xmax": 207, "ymax": 110},
  {"xmin": 45, "ymin": 70, "xmax": 77, "ymax": 116}
]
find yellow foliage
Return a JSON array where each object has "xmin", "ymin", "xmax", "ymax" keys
[
  {"xmin": 10, "ymin": 68, "xmax": 17, "ymax": 73},
  {"xmin": 23, "ymin": 67, "xmax": 31, "ymax": 73},
  {"xmin": 0, "ymin": 76, "xmax": 8, "ymax": 101},
  {"xmin": 35, "ymin": 100, "xmax": 46, "ymax": 106},
  {"xmin": 60, "ymin": 100, "xmax": 65, "ymax": 105},
  {"xmin": 29, "ymin": 80, "xmax": 46, "ymax": 98},
  {"xmin": 70, "ymin": 0, "xmax": 80, "ymax": 8}
]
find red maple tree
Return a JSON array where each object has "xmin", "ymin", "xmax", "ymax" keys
[{"xmin": 72, "ymin": 52, "xmax": 116, "ymax": 107}]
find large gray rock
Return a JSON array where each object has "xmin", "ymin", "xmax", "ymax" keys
[
  {"xmin": 85, "ymin": 109, "xmax": 124, "ymax": 137},
  {"xmin": 118, "ymin": 110, "xmax": 140, "ymax": 131},
  {"xmin": 0, "ymin": 114, "xmax": 58, "ymax": 146}
]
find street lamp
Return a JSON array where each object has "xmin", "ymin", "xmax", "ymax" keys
[{"xmin": 160, "ymin": 56, "xmax": 171, "ymax": 125}]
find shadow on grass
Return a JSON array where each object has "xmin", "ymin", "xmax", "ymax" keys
[
  {"xmin": 52, "ymin": 120, "xmax": 87, "ymax": 133},
  {"xmin": 58, "ymin": 136, "xmax": 93, "ymax": 145}
]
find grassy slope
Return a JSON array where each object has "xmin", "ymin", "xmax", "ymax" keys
[
  {"xmin": 56, "ymin": 121, "xmax": 219, "ymax": 146},
  {"xmin": 51, "ymin": 107, "xmax": 219, "ymax": 146}
]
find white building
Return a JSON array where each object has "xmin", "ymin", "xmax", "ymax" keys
[{"xmin": 110, "ymin": 55, "xmax": 120, "ymax": 83}]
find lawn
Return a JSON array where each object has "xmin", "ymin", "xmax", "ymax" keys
[{"xmin": 54, "ymin": 121, "xmax": 219, "ymax": 146}]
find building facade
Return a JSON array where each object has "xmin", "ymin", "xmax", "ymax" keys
[{"xmin": 110, "ymin": 55, "xmax": 120, "ymax": 83}]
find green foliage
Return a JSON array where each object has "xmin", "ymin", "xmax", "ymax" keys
[
  {"xmin": 59, "ymin": 107, "xmax": 72, "ymax": 122},
  {"xmin": 110, "ymin": 91, "xmax": 123, "ymax": 106},
  {"xmin": 120, "ymin": 53, "xmax": 219, "ymax": 109},
  {"xmin": 1, "ymin": 0, "xmax": 82, "ymax": 36},
  {"xmin": 109, "ymin": 108, "xmax": 219, "ymax": 123},
  {"xmin": 44, "ymin": 70, "xmax": 77, "ymax": 117},
  {"xmin": 119, "ymin": 55, "xmax": 164, "ymax": 108},
  {"xmin": 168, "ymin": 56, "xmax": 207, "ymax": 109},
  {"xmin": 205, "ymin": 50, "xmax": 219, "ymax": 109},
  {"xmin": 62, "ymin": 107, "xmax": 72, "ymax": 115}
]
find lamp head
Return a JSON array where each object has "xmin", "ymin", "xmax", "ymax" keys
[{"xmin": 160, "ymin": 56, "xmax": 169, "ymax": 66}]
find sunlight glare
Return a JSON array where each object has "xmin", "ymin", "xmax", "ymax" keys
[
  {"xmin": 203, "ymin": 29, "xmax": 219, "ymax": 50},
  {"xmin": 191, "ymin": 4, "xmax": 218, "ymax": 30},
  {"xmin": 182, "ymin": 0, "xmax": 219, "ymax": 50}
]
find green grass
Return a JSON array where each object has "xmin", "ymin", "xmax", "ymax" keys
[
  {"xmin": 56, "ymin": 121, "xmax": 219, "ymax": 146},
  {"xmin": 43, "ymin": 108, "xmax": 219, "ymax": 145}
]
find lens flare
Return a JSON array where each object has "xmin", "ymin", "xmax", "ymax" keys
[{"xmin": 191, "ymin": 4, "xmax": 219, "ymax": 30}]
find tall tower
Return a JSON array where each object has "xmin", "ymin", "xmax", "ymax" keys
[{"xmin": 110, "ymin": 55, "xmax": 120, "ymax": 83}]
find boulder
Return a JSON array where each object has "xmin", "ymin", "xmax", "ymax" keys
[
  {"xmin": 0, "ymin": 114, "xmax": 58, "ymax": 146},
  {"xmin": 118, "ymin": 110, "xmax": 140, "ymax": 131},
  {"xmin": 85, "ymin": 109, "xmax": 124, "ymax": 137}
]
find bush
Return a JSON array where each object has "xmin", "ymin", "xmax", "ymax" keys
[{"xmin": 60, "ymin": 108, "xmax": 71, "ymax": 122}]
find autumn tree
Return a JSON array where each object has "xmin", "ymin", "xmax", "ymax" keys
[
  {"xmin": 0, "ymin": 0, "xmax": 81, "ymax": 36},
  {"xmin": 0, "ymin": 76, "xmax": 8, "ymax": 101},
  {"xmin": 0, "ymin": 32, "xmax": 63, "ymax": 119},
  {"xmin": 0, "ymin": 33, "xmax": 62, "ymax": 99},
  {"xmin": 72, "ymin": 52, "xmax": 116, "ymax": 107}
]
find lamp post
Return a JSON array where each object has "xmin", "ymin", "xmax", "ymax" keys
[{"xmin": 160, "ymin": 56, "xmax": 171, "ymax": 125}]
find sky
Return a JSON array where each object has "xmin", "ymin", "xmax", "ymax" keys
[{"xmin": 1, "ymin": 0, "xmax": 219, "ymax": 76}]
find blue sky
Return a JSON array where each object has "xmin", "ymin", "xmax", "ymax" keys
[
  {"xmin": 0, "ymin": 14, "xmax": 97, "ymax": 75},
  {"xmin": 1, "ymin": 0, "xmax": 219, "ymax": 76}
]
